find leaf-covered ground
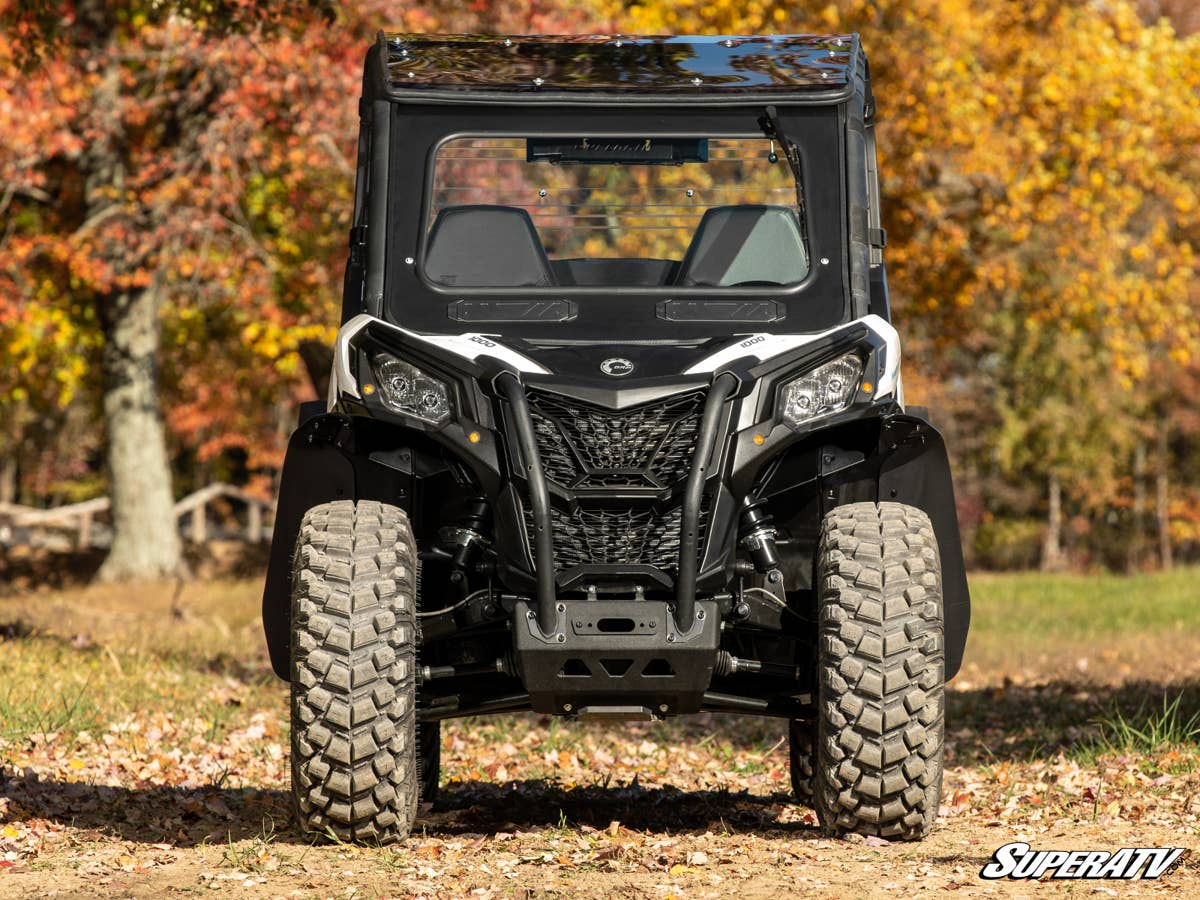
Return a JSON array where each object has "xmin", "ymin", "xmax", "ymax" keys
[{"xmin": 1, "ymin": 574, "xmax": 1198, "ymax": 898}]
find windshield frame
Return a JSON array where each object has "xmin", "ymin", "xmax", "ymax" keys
[{"xmin": 382, "ymin": 103, "xmax": 850, "ymax": 339}]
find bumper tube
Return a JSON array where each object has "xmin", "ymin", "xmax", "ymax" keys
[
  {"xmin": 675, "ymin": 373, "xmax": 737, "ymax": 630},
  {"xmin": 499, "ymin": 373, "xmax": 558, "ymax": 634}
]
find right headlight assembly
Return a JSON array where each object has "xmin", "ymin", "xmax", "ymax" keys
[
  {"xmin": 779, "ymin": 353, "xmax": 863, "ymax": 427},
  {"xmin": 369, "ymin": 352, "xmax": 452, "ymax": 425}
]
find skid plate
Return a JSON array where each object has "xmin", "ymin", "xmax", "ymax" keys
[{"xmin": 513, "ymin": 599, "xmax": 720, "ymax": 716}]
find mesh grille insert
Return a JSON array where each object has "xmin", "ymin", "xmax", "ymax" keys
[
  {"xmin": 527, "ymin": 389, "xmax": 706, "ymax": 489},
  {"xmin": 524, "ymin": 501, "xmax": 711, "ymax": 572}
]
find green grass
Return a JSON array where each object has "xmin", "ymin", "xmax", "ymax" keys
[
  {"xmin": 0, "ymin": 578, "xmax": 282, "ymax": 747},
  {"xmin": 0, "ymin": 666, "xmax": 102, "ymax": 742},
  {"xmin": 1, "ymin": 570, "xmax": 1198, "ymax": 753},
  {"xmin": 221, "ymin": 819, "xmax": 282, "ymax": 871},
  {"xmin": 0, "ymin": 633, "xmax": 282, "ymax": 747},
  {"xmin": 969, "ymin": 567, "xmax": 1200, "ymax": 638},
  {"xmin": 1086, "ymin": 693, "xmax": 1200, "ymax": 757}
]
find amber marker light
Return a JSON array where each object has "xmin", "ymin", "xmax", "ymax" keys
[
  {"xmin": 468, "ymin": 431, "xmax": 481, "ymax": 444},
  {"xmin": 754, "ymin": 433, "xmax": 766, "ymax": 445},
  {"xmin": 362, "ymin": 384, "xmax": 376, "ymax": 395},
  {"xmin": 861, "ymin": 382, "xmax": 873, "ymax": 393}
]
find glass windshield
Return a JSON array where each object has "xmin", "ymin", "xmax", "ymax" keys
[{"xmin": 423, "ymin": 136, "xmax": 808, "ymax": 290}]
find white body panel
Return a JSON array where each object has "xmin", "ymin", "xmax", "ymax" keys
[
  {"xmin": 329, "ymin": 313, "xmax": 901, "ymax": 417},
  {"xmin": 329, "ymin": 313, "xmax": 550, "ymax": 408}
]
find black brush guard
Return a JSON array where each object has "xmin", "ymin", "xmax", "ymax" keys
[{"xmin": 499, "ymin": 373, "xmax": 737, "ymax": 715}]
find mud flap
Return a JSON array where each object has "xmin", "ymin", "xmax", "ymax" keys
[
  {"xmin": 824, "ymin": 413, "xmax": 971, "ymax": 679},
  {"xmin": 261, "ymin": 414, "xmax": 411, "ymax": 678}
]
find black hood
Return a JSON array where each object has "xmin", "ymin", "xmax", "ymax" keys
[{"xmin": 504, "ymin": 336, "xmax": 740, "ymax": 381}]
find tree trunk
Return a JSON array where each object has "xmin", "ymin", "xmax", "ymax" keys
[
  {"xmin": 1130, "ymin": 441, "xmax": 1146, "ymax": 571},
  {"xmin": 96, "ymin": 285, "xmax": 182, "ymax": 581},
  {"xmin": 0, "ymin": 454, "xmax": 15, "ymax": 505},
  {"xmin": 1156, "ymin": 421, "xmax": 1173, "ymax": 571},
  {"xmin": 1041, "ymin": 473, "xmax": 1064, "ymax": 572}
]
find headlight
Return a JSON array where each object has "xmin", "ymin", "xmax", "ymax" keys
[
  {"xmin": 370, "ymin": 353, "xmax": 452, "ymax": 425},
  {"xmin": 780, "ymin": 353, "xmax": 863, "ymax": 426}
]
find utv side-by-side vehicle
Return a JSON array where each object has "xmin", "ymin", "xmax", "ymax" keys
[{"xmin": 263, "ymin": 33, "xmax": 970, "ymax": 844}]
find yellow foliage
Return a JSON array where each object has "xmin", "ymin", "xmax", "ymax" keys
[{"xmin": 603, "ymin": 0, "xmax": 1200, "ymax": 505}]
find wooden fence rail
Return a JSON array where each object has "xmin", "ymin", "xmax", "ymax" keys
[{"xmin": 0, "ymin": 483, "xmax": 274, "ymax": 549}]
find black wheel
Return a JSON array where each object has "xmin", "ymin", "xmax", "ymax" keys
[
  {"xmin": 289, "ymin": 499, "xmax": 421, "ymax": 843},
  {"xmin": 788, "ymin": 720, "xmax": 817, "ymax": 809},
  {"xmin": 813, "ymin": 502, "xmax": 945, "ymax": 840},
  {"xmin": 418, "ymin": 720, "xmax": 441, "ymax": 803}
]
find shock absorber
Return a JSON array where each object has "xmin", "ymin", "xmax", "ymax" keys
[
  {"xmin": 443, "ymin": 497, "xmax": 491, "ymax": 596},
  {"xmin": 738, "ymin": 497, "xmax": 780, "ymax": 574}
]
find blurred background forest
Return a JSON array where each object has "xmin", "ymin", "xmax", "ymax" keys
[{"xmin": 1, "ymin": 0, "xmax": 1199, "ymax": 580}]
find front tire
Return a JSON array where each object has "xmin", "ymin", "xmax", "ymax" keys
[
  {"xmin": 289, "ymin": 500, "xmax": 420, "ymax": 844},
  {"xmin": 813, "ymin": 502, "xmax": 945, "ymax": 840}
]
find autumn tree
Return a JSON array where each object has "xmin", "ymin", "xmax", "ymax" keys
[
  {"xmin": 0, "ymin": 1, "xmax": 356, "ymax": 578},
  {"xmin": 0, "ymin": 0, "xmax": 595, "ymax": 578}
]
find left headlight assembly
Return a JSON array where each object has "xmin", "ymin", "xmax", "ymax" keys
[
  {"xmin": 369, "ymin": 352, "xmax": 452, "ymax": 425},
  {"xmin": 779, "ymin": 352, "xmax": 863, "ymax": 427}
]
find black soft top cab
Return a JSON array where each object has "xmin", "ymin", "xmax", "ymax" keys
[{"xmin": 345, "ymin": 33, "xmax": 887, "ymax": 343}]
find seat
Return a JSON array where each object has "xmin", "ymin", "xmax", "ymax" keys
[
  {"xmin": 424, "ymin": 205, "xmax": 554, "ymax": 287},
  {"xmin": 550, "ymin": 257, "xmax": 678, "ymax": 287},
  {"xmin": 675, "ymin": 205, "xmax": 809, "ymax": 287}
]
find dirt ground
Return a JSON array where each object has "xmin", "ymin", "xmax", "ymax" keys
[{"xmin": 1, "ymin": 578, "xmax": 1197, "ymax": 898}]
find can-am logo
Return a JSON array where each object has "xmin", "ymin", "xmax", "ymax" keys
[
  {"xmin": 600, "ymin": 357, "xmax": 634, "ymax": 377},
  {"xmin": 980, "ymin": 842, "xmax": 1186, "ymax": 881}
]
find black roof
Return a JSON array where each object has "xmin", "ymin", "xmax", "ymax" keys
[{"xmin": 376, "ymin": 34, "xmax": 862, "ymax": 104}]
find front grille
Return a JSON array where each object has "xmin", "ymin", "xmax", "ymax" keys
[
  {"xmin": 524, "ymin": 502, "xmax": 711, "ymax": 571},
  {"xmin": 520, "ymin": 387, "xmax": 710, "ymax": 573},
  {"xmin": 527, "ymin": 389, "xmax": 706, "ymax": 489}
]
